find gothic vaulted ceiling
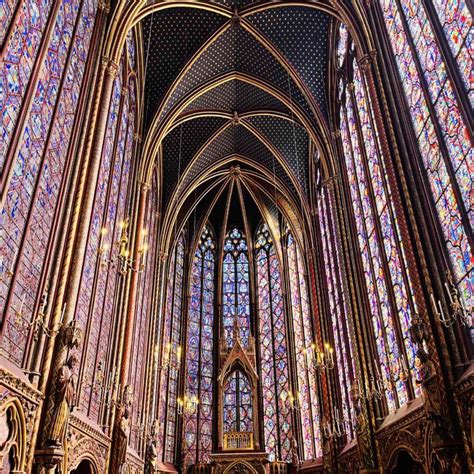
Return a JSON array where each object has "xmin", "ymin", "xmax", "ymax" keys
[{"xmin": 140, "ymin": 2, "xmax": 331, "ymax": 237}]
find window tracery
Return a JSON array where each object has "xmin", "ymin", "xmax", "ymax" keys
[
  {"xmin": 286, "ymin": 232, "xmax": 322, "ymax": 459},
  {"xmin": 255, "ymin": 223, "xmax": 292, "ymax": 461},
  {"xmin": 183, "ymin": 226, "xmax": 215, "ymax": 466},
  {"xmin": 222, "ymin": 227, "xmax": 251, "ymax": 348}
]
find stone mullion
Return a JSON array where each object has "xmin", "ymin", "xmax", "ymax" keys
[
  {"xmin": 153, "ymin": 251, "xmax": 170, "ymax": 458},
  {"xmin": 175, "ymin": 237, "xmax": 190, "ymax": 468},
  {"xmin": 342, "ymin": 97, "xmax": 400, "ymax": 409},
  {"xmin": 160, "ymin": 248, "xmax": 176, "ymax": 464},
  {"xmin": 296, "ymin": 244, "xmax": 319, "ymax": 460},
  {"xmin": 322, "ymin": 185, "xmax": 354, "ymax": 441},
  {"xmin": 142, "ymin": 213, "xmax": 161, "ymax": 445},
  {"xmin": 266, "ymin": 247, "xmax": 283, "ymax": 460},
  {"xmin": 87, "ymin": 81, "xmax": 130, "ymax": 417},
  {"xmin": 253, "ymin": 247, "xmax": 266, "ymax": 457},
  {"xmin": 119, "ymin": 186, "xmax": 151, "ymax": 457}
]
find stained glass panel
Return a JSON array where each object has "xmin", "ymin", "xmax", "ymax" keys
[
  {"xmin": 222, "ymin": 227, "xmax": 250, "ymax": 348},
  {"xmin": 1, "ymin": 0, "xmax": 55, "ymax": 170},
  {"xmin": 0, "ymin": 0, "xmax": 98, "ymax": 365},
  {"xmin": 223, "ymin": 370, "xmax": 253, "ymax": 433},
  {"xmin": 256, "ymin": 223, "xmax": 292, "ymax": 461},
  {"xmin": 287, "ymin": 233, "xmax": 321, "ymax": 459},
  {"xmin": 378, "ymin": 0, "xmax": 473, "ymax": 309},
  {"xmin": 183, "ymin": 226, "xmax": 215, "ymax": 466},
  {"xmin": 163, "ymin": 235, "xmax": 185, "ymax": 464}
]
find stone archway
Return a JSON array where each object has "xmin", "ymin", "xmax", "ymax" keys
[
  {"xmin": 389, "ymin": 450, "xmax": 424, "ymax": 474},
  {"xmin": 70, "ymin": 458, "xmax": 97, "ymax": 474},
  {"xmin": 0, "ymin": 398, "xmax": 27, "ymax": 473}
]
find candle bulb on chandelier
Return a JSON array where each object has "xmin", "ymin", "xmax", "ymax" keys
[
  {"xmin": 60, "ymin": 303, "xmax": 67, "ymax": 324},
  {"xmin": 444, "ymin": 281, "xmax": 454, "ymax": 304}
]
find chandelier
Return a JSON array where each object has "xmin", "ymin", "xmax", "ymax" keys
[
  {"xmin": 177, "ymin": 394, "xmax": 199, "ymax": 416},
  {"xmin": 97, "ymin": 218, "xmax": 148, "ymax": 275}
]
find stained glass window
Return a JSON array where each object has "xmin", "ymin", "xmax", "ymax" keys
[
  {"xmin": 157, "ymin": 234, "xmax": 185, "ymax": 463},
  {"xmin": 75, "ymin": 52, "xmax": 136, "ymax": 423},
  {"xmin": 223, "ymin": 370, "xmax": 253, "ymax": 433},
  {"xmin": 0, "ymin": 0, "xmax": 98, "ymax": 366},
  {"xmin": 1, "ymin": 0, "xmax": 56, "ymax": 168},
  {"xmin": 286, "ymin": 232, "xmax": 322, "ymax": 459},
  {"xmin": 378, "ymin": 0, "xmax": 473, "ymax": 312},
  {"xmin": 431, "ymin": 0, "xmax": 473, "ymax": 103},
  {"xmin": 130, "ymin": 174, "xmax": 158, "ymax": 452},
  {"xmin": 183, "ymin": 226, "xmax": 215, "ymax": 466},
  {"xmin": 338, "ymin": 29, "xmax": 421, "ymax": 409},
  {"xmin": 318, "ymin": 187, "xmax": 356, "ymax": 440},
  {"xmin": 222, "ymin": 227, "xmax": 250, "ymax": 348},
  {"xmin": 255, "ymin": 223, "xmax": 292, "ymax": 461}
]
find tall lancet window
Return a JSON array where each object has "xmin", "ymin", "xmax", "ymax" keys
[
  {"xmin": 377, "ymin": 0, "xmax": 473, "ymax": 310},
  {"xmin": 222, "ymin": 227, "xmax": 250, "ymax": 347},
  {"xmin": 158, "ymin": 233, "xmax": 185, "ymax": 463},
  {"xmin": 255, "ymin": 223, "xmax": 292, "ymax": 461},
  {"xmin": 318, "ymin": 184, "xmax": 356, "ymax": 440},
  {"xmin": 338, "ymin": 28, "xmax": 420, "ymax": 411},
  {"xmin": 74, "ymin": 42, "xmax": 136, "ymax": 423},
  {"xmin": 287, "ymin": 232, "xmax": 322, "ymax": 460},
  {"xmin": 0, "ymin": 0, "xmax": 98, "ymax": 366},
  {"xmin": 183, "ymin": 226, "xmax": 215, "ymax": 466},
  {"xmin": 223, "ymin": 370, "xmax": 253, "ymax": 433}
]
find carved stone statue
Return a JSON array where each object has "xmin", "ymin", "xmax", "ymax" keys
[
  {"xmin": 415, "ymin": 349, "xmax": 444, "ymax": 433},
  {"xmin": 146, "ymin": 420, "xmax": 160, "ymax": 473},
  {"xmin": 117, "ymin": 407, "xmax": 131, "ymax": 472},
  {"xmin": 46, "ymin": 354, "xmax": 78, "ymax": 447},
  {"xmin": 290, "ymin": 434, "xmax": 300, "ymax": 467}
]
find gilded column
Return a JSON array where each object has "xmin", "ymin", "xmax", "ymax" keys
[{"xmin": 110, "ymin": 180, "xmax": 149, "ymax": 473}]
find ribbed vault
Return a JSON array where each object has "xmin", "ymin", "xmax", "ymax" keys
[{"xmin": 137, "ymin": 2, "xmax": 334, "ymax": 252}]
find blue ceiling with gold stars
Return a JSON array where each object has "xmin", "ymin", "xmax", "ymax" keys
[{"xmin": 140, "ymin": 2, "xmax": 330, "ymax": 220}]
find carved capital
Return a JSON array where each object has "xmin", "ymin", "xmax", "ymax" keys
[
  {"xmin": 358, "ymin": 50, "xmax": 377, "ymax": 71},
  {"xmin": 159, "ymin": 251, "xmax": 168, "ymax": 262},
  {"xmin": 101, "ymin": 57, "xmax": 119, "ymax": 77},
  {"xmin": 140, "ymin": 180, "xmax": 151, "ymax": 192}
]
